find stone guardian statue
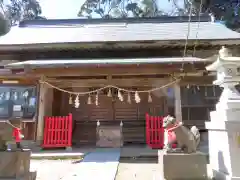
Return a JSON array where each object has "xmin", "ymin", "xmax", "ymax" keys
[{"xmin": 163, "ymin": 115, "xmax": 200, "ymax": 153}]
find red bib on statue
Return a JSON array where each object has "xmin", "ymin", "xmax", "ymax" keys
[
  {"xmin": 167, "ymin": 124, "xmax": 177, "ymax": 143},
  {"xmin": 168, "ymin": 131, "xmax": 176, "ymax": 143}
]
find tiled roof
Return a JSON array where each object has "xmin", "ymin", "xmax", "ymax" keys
[{"xmin": 0, "ymin": 16, "xmax": 240, "ymax": 46}]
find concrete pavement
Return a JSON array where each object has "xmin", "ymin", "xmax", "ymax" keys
[{"xmin": 31, "ymin": 149, "xmax": 121, "ymax": 180}]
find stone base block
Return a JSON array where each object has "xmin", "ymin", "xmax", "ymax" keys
[
  {"xmin": 0, "ymin": 151, "xmax": 31, "ymax": 177},
  {"xmin": 0, "ymin": 171, "xmax": 36, "ymax": 180},
  {"xmin": 7, "ymin": 141, "xmax": 36, "ymax": 150},
  {"xmin": 212, "ymin": 169, "xmax": 240, "ymax": 180},
  {"xmin": 2, "ymin": 172, "xmax": 36, "ymax": 180},
  {"xmin": 163, "ymin": 151, "xmax": 208, "ymax": 180},
  {"xmin": 25, "ymin": 171, "xmax": 37, "ymax": 180}
]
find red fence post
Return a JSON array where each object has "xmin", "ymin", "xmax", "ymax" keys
[
  {"xmin": 160, "ymin": 116, "xmax": 164, "ymax": 148},
  {"xmin": 67, "ymin": 113, "xmax": 73, "ymax": 147},
  {"xmin": 43, "ymin": 116, "xmax": 49, "ymax": 146},
  {"xmin": 65, "ymin": 115, "xmax": 68, "ymax": 146},
  {"xmin": 145, "ymin": 113, "xmax": 150, "ymax": 147},
  {"xmin": 151, "ymin": 115, "xmax": 154, "ymax": 147}
]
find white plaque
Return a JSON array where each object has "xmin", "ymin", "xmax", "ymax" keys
[{"xmin": 13, "ymin": 105, "xmax": 21, "ymax": 111}]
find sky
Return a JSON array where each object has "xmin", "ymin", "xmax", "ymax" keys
[
  {"xmin": 39, "ymin": 0, "xmax": 181, "ymax": 19},
  {"xmin": 39, "ymin": 0, "xmax": 85, "ymax": 19}
]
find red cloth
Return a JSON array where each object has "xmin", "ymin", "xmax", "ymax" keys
[
  {"xmin": 12, "ymin": 128, "xmax": 22, "ymax": 142},
  {"xmin": 168, "ymin": 131, "xmax": 176, "ymax": 143},
  {"xmin": 167, "ymin": 124, "xmax": 177, "ymax": 148}
]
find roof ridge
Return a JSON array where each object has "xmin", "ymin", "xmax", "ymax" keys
[{"xmin": 19, "ymin": 15, "xmax": 212, "ymax": 28}]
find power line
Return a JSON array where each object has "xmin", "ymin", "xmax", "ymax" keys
[
  {"xmin": 181, "ymin": 1, "xmax": 193, "ymax": 71},
  {"xmin": 193, "ymin": 0, "xmax": 204, "ymax": 58}
]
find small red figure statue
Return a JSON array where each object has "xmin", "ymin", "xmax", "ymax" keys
[{"xmin": 12, "ymin": 126, "xmax": 24, "ymax": 150}]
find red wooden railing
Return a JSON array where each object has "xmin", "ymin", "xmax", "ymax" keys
[
  {"xmin": 145, "ymin": 113, "xmax": 164, "ymax": 149},
  {"xmin": 42, "ymin": 113, "xmax": 73, "ymax": 148}
]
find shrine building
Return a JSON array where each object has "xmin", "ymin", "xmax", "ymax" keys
[{"xmin": 0, "ymin": 15, "xmax": 240, "ymax": 148}]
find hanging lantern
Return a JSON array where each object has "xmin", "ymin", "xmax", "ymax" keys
[
  {"xmin": 127, "ymin": 92, "xmax": 131, "ymax": 104},
  {"xmin": 107, "ymin": 88, "xmax": 112, "ymax": 97},
  {"xmin": 118, "ymin": 90, "xmax": 124, "ymax": 101},
  {"xmin": 135, "ymin": 91, "xmax": 141, "ymax": 103},
  {"xmin": 74, "ymin": 94, "xmax": 80, "ymax": 108},
  {"xmin": 69, "ymin": 94, "xmax": 73, "ymax": 105},
  {"xmin": 148, "ymin": 92, "xmax": 152, "ymax": 103},
  {"xmin": 87, "ymin": 95, "xmax": 92, "ymax": 105},
  {"xmin": 95, "ymin": 92, "xmax": 99, "ymax": 106}
]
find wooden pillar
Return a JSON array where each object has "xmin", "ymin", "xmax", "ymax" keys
[
  {"xmin": 36, "ymin": 83, "xmax": 53, "ymax": 145},
  {"xmin": 174, "ymin": 83, "xmax": 182, "ymax": 122},
  {"xmin": 45, "ymin": 87, "xmax": 53, "ymax": 116},
  {"xmin": 36, "ymin": 83, "xmax": 46, "ymax": 144}
]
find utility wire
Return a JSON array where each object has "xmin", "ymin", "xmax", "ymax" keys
[
  {"xmin": 181, "ymin": 1, "xmax": 193, "ymax": 71},
  {"xmin": 193, "ymin": 0, "xmax": 204, "ymax": 57}
]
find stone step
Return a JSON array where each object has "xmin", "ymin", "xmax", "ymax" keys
[{"xmin": 31, "ymin": 151, "xmax": 85, "ymax": 160}]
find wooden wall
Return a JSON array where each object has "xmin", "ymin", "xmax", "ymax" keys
[
  {"xmin": 54, "ymin": 87, "xmax": 168, "ymax": 147},
  {"xmin": 181, "ymin": 85, "xmax": 221, "ymax": 130},
  {"xmin": 22, "ymin": 122, "xmax": 35, "ymax": 140}
]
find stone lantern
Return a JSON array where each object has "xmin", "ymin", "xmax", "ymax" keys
[{"xmin": 205, "ymin": 46, "xmax": 240, "ymax": 180}]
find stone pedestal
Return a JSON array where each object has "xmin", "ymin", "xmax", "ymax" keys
[
  {"xmin": 0, "ymin": 151, "xmax": 36, "ymax": 180},
  {"xmin": 96, "ymin": 125, "xmax": 123, "ymax": 148},
  {"xmin": 205, "ymin": 46, "xmax": 240, "ymax": 180},
  {"xmin": 163, "ymin": 151, "xmax": 208, "ymax": 180},
  {"xmin": 206, "ymin": 121, "xmax": 240, "ymax": 180},
  {"xmin": 96, "ymin": 121, "xmax": 123, "ymax": 148}
]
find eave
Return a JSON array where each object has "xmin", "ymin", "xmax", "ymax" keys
[{"xmin": 0, "ymin": 39, "xmax": 238, "ymax": 52}]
